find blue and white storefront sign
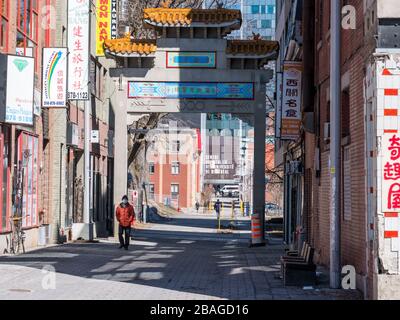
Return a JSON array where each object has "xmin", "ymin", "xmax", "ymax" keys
[
  {"xmin": 166, "ymin": 52, "xmax": 216, "ymax": 68},
  {"xmin": 128, "ymin": 82, "xmax": 254, "ymax": 100}
]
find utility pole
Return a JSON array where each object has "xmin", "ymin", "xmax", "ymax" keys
[
  {"xmin": 330, "ymin": 0, "xmax": 341, "ymax": 289},
  {"xmin": 83, "ymin": 0, "xmax": 93, "ymax": 241}
]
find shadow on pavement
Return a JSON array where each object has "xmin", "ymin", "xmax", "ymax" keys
[{"xmin": 0, "ymin": 239, "xmax": 283, "ymax": 300}]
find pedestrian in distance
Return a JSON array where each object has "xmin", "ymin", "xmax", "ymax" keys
[
  {"xmin": 214, "ymin": 199, "xmax": 222, "ymax": 229},
  {"xmin": 214, "ymin": 199, "xmax": 222, "ymax": 216},
  {"xmin": 116, "ymin": 195, "xmax": 135, "ymax": 250},
  {"xmin": 195, "ymin": 201, "xmax": 200, "ymax": 213}
]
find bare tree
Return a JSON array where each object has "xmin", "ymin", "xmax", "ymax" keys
[{"xmin": 119, "ymin": 0, "xmax": 239, "ymax": 38}]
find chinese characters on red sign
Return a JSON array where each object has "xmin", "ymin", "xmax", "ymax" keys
[{"xmin": 384, "ymin": 134, "xmax": 400, "ymax": 210}]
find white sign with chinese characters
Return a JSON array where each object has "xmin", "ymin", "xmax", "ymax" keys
[
  {"xmin": 42, "ymin": 48, "xmax": 67, "ymax": 107},
  {"xmin": 67, "ymin": 0, "xmax": 90, "ymax": 100},
  {"xmin": 281, "ymin": 61, "xmax": 302, "ymax": 140}
]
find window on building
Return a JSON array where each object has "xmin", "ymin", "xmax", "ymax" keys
[
  {"xmin": 0, "ymin": 0, "xmax": 9, "ymax": 50},
  {"xmin": 171, "ymin": 162, "xmax": 180, "ymax": 175},
  {"xmin": 318, "ymin": 0, "xmax": 323, "ymax": 41},
  {"xmin": 149, "ymin": 184, "xmax": 155, "ymax": 200},
  {"xmin": 260, "ymin": 5, "xmax": 266, "ymax": 14},
  {"xmin": 16, "ymin": 0, "xmax": 39, "ymax": 69},
  {"xmin": 90, "ymin": 58, "xmax": 96, "ymax": 95},
  {"xmin": 149, "ymin": 162, "xmax": 155, "ymax": 174},
  {"xmin": 18, "ymin": 132, "xmax": 39, "ymax": 228},
  {"xmin": 267, "ymin": 5, "xmax": 275, "ymax": 14},
  {"xmin": 343, "ymin": 146, "xmax": 351, "ymax": 221},
  {"xmin": 261, "ymin": 20, "xmax": 272, "ymax": 29},
  {"xmin": 171, "ymin": 140, "xmax": 181, "ymax": 152},
  {"xmin": 0, "ymin": 127, "xmax": 10, "ymax": 233},
  {"xmin": 251, "ymin": 5, "xmax": 259, "ymax": 14},
  {"xmin": 171, "ymin": 184, "xmax": 179, "ymax": 198},
  {"xmin": 90, "ymin": 57, "xmax": 104, "ymax": 99},
  {"xmin": 341, "ymin": 90, "xmax": 350, "ymax": 138}
]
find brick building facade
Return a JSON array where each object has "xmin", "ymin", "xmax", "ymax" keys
[
  {"xmin": 0, "ymin": 0, "xmax": 115, "ymax": 253},
  {"xmin": 147, "ymin": 127, "xmax": 201, "ymax": 210},
  {"xmin": 309, "ymin": 0, "xmax": 368, "ymax": 290},
  {"xmin": 277, "ymin": 0, "xmax": 400, "ymax": 299}
]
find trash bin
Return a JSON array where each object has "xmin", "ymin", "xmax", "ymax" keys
[
  {"xmin": 38, "ymin": 225, "xmax": 46, "ymax": 246},
  {"xmin": 38, "ymin": 224, "xmax": 50, "ymax": 246}
]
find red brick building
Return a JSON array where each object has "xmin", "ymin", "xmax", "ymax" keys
[
  {"xmin": 277, "ymin": 0, "xmax": 400, "ymax": 299},
  {"xmin": 308, "ymin": 0, "xmax": 368, "ymax": 289},
  {"xmin": 147, "ymin": 127, "xmax": 201, "ymax": 210}
]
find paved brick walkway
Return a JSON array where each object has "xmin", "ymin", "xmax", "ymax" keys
[{"xmin": 0, "ymin": 213, "xmax": 362, "ymax": 300}]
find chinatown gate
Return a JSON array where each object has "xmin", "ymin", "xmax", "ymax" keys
[{"xmin": 105, "ymin": 4, "xmax": 278, "ymax": 246}]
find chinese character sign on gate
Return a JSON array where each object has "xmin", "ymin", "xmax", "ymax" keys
[
  {"xmin": 383, "ymin": 133, "xmax": 400, "ymax": 211},
  {"xmin": 281, "ymin": 61, "xmax": 302, "ymax": 140},
  {"xmin": 67, "ymin": 0, "xmax": 90, "ymax": 100}
]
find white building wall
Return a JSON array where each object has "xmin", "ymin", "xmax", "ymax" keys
[{"xmin": 370, "ymin": 53, "xmax": 400, "ymax": 299}]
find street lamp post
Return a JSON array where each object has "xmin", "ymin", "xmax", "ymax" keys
[{"xmin": 330, "ymin": 0, "xmax": 342, "ymax": 289}]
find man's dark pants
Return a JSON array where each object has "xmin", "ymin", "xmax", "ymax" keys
[{"xmin": 119, "ymin": 225, "xmax": 131, "ymax": 248}]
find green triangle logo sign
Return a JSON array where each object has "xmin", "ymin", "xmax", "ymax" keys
[{"xmin": 13, "ymin": 59, "xmax": 29, "ymax": 72}]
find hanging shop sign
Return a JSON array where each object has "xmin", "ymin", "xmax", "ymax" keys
[
  {"xmin": 128, "ymin": 82, "xmax": 254, "ymax": 100},
  {"xmin": 281, "ymin": 61, "xmax": 302, "ymax": 140},
  {"xmin": 96, "ymin": 0, "xmax": 111, "ymax": 56},
  {"xmin": 166, "ymin": 52, "xmax": 217, "ymax": 68},
  {"xmin": 0, "ymin": 54, "xmax": 34, "ymax": 125},
  {"xmin": 111, "ymin": 0, "xmax": 118, "ymax": 40},
  {"xmin": 68, "ymin": 0, "xmax": 90, "ymax": 100},
  {"xmin": 42, "ymin": 48, "xmax": 68, "ymax": 107}
]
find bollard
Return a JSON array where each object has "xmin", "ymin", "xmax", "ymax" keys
[{"xmin": 250, "ymin": 212, "xmax": 266, "ymax": 247}]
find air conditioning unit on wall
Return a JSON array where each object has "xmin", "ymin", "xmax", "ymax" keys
[{"xmin": 67, "ymin": 122, "xmax": 79, "ymax": 147}]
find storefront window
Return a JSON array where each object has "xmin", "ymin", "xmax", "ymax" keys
[
  {"xmin": 16, "ymin": 0, "xmax": 38, "ymax": 68},
  {"xmin": 0, "ymin": 127, "xmax": 10, "ymax": 233},
  {"xmin": 18, "ymin": 132, "xmax": 39, "ymax": 228}
]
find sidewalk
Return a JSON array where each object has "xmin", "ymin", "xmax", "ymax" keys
[{"xmin": 0, "ymin": 234, "xmax": 362, "ymax": 300}]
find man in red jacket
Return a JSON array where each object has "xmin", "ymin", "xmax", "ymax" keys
[{"xmin": 116, "ymin": 195, "xmax": 135, "ymax": 250}]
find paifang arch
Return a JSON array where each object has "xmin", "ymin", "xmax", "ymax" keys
[{"xmin": 107, "ymin": 5, "xmax": 278, "ymax": 245}]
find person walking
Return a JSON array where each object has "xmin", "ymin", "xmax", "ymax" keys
[
  {"xmin": 214, "ymin": 199, "xmax": 222, "ymax": 228},
  {"xmin": 116, "ymin": 195, "xmax": 135, "ymax": 250},
  {"xmin": 195, "ymin": 201, "xmax": 200, "ymax": 213}
]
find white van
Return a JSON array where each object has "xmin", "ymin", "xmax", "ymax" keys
[{"xmin": 219, "ymin": 185, "xmax": 239, "ymax": 197}]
